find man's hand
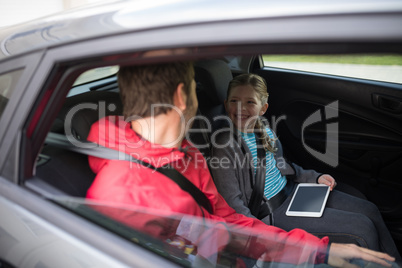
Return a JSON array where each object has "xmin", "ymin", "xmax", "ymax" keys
[
  {"xmin": 328, "ymin": 243, "xmax": 395, "ymax": 268},
  {"xmin": 318, "ymin": 174, "xmax": 337, "ymax": 191}
]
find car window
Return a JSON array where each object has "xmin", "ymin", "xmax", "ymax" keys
[
  {"xmin": 263, "ymin": 54, "xmax": 402, "ymax": 84},
  {"xmin": 38, "ymin": 68, "xmax": 319, "ymax": 265},
  {"xmin": 32, "ymin": 61, "xmax": 402, "ymax": 267},
  {"xmin": 0, "ymin": 68, "xmax": 24, "ymax": 118},
  {"xmin": 73, "ymin": 66, "xmax": 119, "ymax": 87},
  {"xmin": 53, "ymin": 197, "xmax": 197, "ymax": 266},
  {"xmin": 52, "ymin": 196, "xmax": 317, "ymax": 268},
  {"xmin": 68, "ymin": 76, "xmax": 118, "ymax": 97}
]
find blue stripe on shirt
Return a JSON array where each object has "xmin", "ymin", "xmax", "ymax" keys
[{"xmin": 241, "ymin": 128, "xmax": 287, "ymax": 200}]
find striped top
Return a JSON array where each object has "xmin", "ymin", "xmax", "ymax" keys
[{"xmin": 240, "ymin": 128, "xmax": 287, "ymax": 200}]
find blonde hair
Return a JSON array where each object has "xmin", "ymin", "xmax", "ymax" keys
[{"xmin": 227, "ymin": 73, "xmax": 276, "ymax": 153}]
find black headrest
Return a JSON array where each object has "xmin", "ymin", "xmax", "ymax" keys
[
  {"xmin": 56, "ymin": 91, "xmax": 122, "ymax": 140},
  {"xmin": 194, "ymin": 60, "xmax": 233, "ymax": 106}
]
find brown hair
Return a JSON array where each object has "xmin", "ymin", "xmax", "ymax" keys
[
  {"xmin": 227, "ymin": 73, "xmax": 276, "ymax": 153},
  {"xmin": 118, "ymin": 62, "xmax": 194, "ymax": 119}
]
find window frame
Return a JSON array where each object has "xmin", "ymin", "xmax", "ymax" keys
[{"xmin": 0, "ymin": 52, "xmax": 44, "ymax": 180}]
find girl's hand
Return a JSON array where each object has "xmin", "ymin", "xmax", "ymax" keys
[{"xmin": 318, "ymin": 174, "xmax": 337, "ymax": 191}]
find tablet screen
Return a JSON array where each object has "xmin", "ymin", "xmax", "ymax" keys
[{"xmin": 286, "ymin": 184, "xmax": 330, "ymax": 217}]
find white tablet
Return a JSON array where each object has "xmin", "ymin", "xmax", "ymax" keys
[{"xmin": 286, "ymin": 183, "xmax": 330, "ymax": 217}]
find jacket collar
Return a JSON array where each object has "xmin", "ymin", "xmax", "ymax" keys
[{"xmin": 91, "ymin": 116, "xmax": 191, "ymax": 167}]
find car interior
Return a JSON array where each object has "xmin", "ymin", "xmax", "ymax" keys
[{"xmin": 28, "ymin": 53, "xmax": 402, "ymax": 258}]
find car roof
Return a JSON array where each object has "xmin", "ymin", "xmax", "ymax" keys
[{"xmin": 1, "ymin": 0, "xmax": 402, "ymax": 60}]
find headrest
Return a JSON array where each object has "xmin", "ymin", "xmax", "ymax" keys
[
  {"xmin": 194, "ymin": 60, "xmax": 233, "ymax": 106},
  {"xmin": 56, "ymin": 91, "xmax": 122, "ymax": 140}
]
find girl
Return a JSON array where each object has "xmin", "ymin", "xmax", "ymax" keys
[{"xmin": 210, "ymin": 73, "xmax": 401, "ymax": 262}]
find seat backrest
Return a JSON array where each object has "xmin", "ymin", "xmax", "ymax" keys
[
  {"xmin": 37, "ymin": 90, "xmax": 123, "ymax": 197},
  {"xmin": 189, "ymin": 60, "xmax": 233, "ymax": 157},
  {"xmin": 194, "ymin": 59, "xmax": 233, "ymax": 128},
  {"xmin": 36, "ymin": 146, "xmax": 96, "ymax": 197},
  {"xmin": 56, "ymin": 90, "xmax": 123, "ymax": 141}
]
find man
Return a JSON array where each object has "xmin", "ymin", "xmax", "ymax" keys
[{"xmin": 86, "ymin": 61, "xmax": 395, "ymax": 267}]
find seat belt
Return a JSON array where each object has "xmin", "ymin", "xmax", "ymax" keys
[
  {"xmin": 130, "ymin": 158, "xmax": 213, "ymax": 214},
  {"xmin": 247, "ymin": 133, "xmax": 267, "ymax": 218},
  {"xmin": 246, "ymin": 132, "xmax": 293, "ymax": 220},
  {"xmin": 45, "ymin": 133, "xmax": 213, "ymax": 214}
]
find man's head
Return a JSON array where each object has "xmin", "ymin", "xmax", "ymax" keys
[{"xmin": 118, "ymin": 62, "xmax": 195, "ymax": 119}]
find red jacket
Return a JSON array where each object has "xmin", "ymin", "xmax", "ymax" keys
[{"xmin": 86, "ymin": 116, "xmax": 329, "ymax": 264}]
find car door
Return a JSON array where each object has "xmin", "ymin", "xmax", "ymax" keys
[
  {"xmin": 253, "ymin": 54, "xmax": 402, "ymax": 251},
  {"xmin": 0, "ymin": 52, "xmax": 45, "ymax": 181}
]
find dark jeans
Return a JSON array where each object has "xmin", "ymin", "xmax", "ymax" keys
[{"xmin": 272, "ymin": 189, "xmax": 401, "ymax": 262}]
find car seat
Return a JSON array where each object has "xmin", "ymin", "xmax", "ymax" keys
[
  {"xmin": 189, "ymin": 59, "xmax": 233, "ymax": 157},
  {"xmin": 55, "ymin": 90, "xmax": 123, "ymax": 141},
  {"xmin": 35, "ymin": 90, "xmax": 122, "ymax": 197}
]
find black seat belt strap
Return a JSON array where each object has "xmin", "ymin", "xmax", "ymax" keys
[
  {"xmin": 247, "ymin": 132, "xmax": 267, "ymax": 218},
  {"xmin": 246, "ymin": 132, "xmax": 293, "ymax": 220},
  {"xmin": 157, "ymin": 166, "xmax": 213, "ymax": 214},
  {"xmin": 45, "ymin": 133, "xmax": 213, "ymax": 214},
  {"xmin": 128, "ymin": 156, "xmax": 213, "ymax": 214}
]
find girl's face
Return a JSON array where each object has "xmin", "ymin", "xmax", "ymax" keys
[{"xmin": 225, "ymin": 84, "xmax": 268, "ymax": 133}]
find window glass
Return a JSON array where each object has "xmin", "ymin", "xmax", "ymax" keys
[
  {"xmin": 52, "ymin": 197, "xmax": 318, "ymax": 267},
  {"xmin": 73, "ymin": 66, "xmax": 119, "ymax": 86},
  {"xmin": 0, "ymin": 69, "xmax": 24, "ymax": 118},
  {"xmin": 51, "ymin": 196, "xmax": 400, "ymax": 267},
  {"xmin": 263, "ymin": 54, "xmax": 402, "ymax": 84}
]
